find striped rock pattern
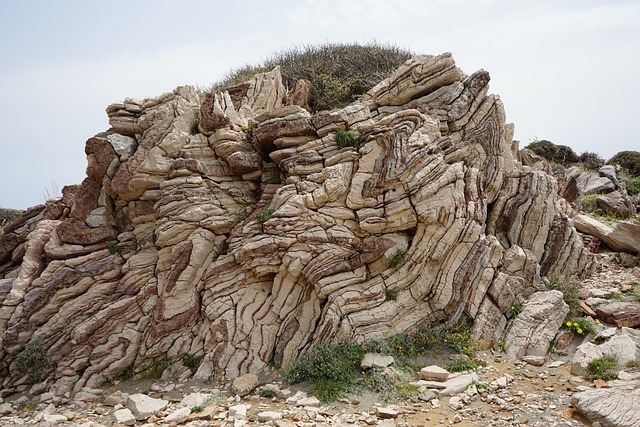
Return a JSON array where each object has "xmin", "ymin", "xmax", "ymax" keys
[{"xmin": 0, "ymin": 53, "xmax": 592, "ymax": 395}]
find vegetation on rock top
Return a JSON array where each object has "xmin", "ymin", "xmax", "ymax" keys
[{"xmin": 209, "ymin": 42, "xmax": 412, "ymax": 111}]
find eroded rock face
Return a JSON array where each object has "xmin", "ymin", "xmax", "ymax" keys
[{"xmin": 0, "ymin": 53, "xmax": 593, "ymax": 394}]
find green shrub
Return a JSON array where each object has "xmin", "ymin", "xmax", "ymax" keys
[
  {"xmin": 107, "ymin": 242, "xmax": 123, "ymax": 255},
  {"xmin": 0, "ymin": 208, "xmax": 22, "ymax": 228},
  {"xmin": 525, "ymin": 139, "xmax": 579, "ymax": 166},
  {"xmin": 586, "ymin": 354, "xmax": 618, "ymax": 380},
  {"xmin": 358, "ymin": 367, "xmax": 418, "ymax": 402},
  {"xmin": 579, "ymin": 152, "xmax": 605, "ymax": 171},
  {"xmin": 14, "ymin": 338, "xmax": 53, "ymax": 385},
  {"xmin": 387, "ymin": 249, "xmax": 407, "ymax": 269},
  {"xmin": 256, "ymin": 208, "xmax": 275, "ymax": 223},
  {"xmin": 335, "ymin": 129, "xmax": 361, "ymax": 148},
  {"xmin": 580, "ymin": 193, "xmax": 601, "ymax": 214},
  {"xmin": 446, "ymin": 358, "xmax": 480, "ymax": 372},
  {"xmin": 260, "ymin": 389, "xmax": 278, "ymax": 399},
  {"xmin": 384, "ymin": 288, "xmax": 398, "ymax": 301},
  {"xmin": 182, "ymin": 354, "xmax": 199, "ymax": 369},
  {"xmin": 608, "ymin": 151, "xmax": 640, "ymax": 177},
  {"xmin": 564, "ymin": 318, "xmax": 596, "ymax": 336},
  {"xmin": 191, "ymin": 393, "xmax": 226, "ymax": 412},
  {"xmin": 443, "ymin": 319, "xmax": 478, "ymax": 358},
  {"xmin": 374, "ymin": 325, "xmax": 441, "ymax": 359},
  {"xmin": 545, "ymin": 275, "xmax": 582, "ymax": 315},
  {"xmin": 138, "ymin": 359, "xmax": 170, "ymax": 379},
  {"xmin": 619, "ymin": 172, "xmax": 640, "ymax": 196},
  {"xmin": 509, "ymin": 303, "xmax": 522, "ymax": 317},
  {"xmin": 211, "ymin": 42, "xmax": 412, "ymax": 111}
]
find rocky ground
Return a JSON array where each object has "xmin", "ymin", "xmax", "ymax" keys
[{"xmin": 0, "ymin": 252, "xmax": 639, "ymax": 427}]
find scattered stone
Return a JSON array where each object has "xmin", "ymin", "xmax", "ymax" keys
[
  {"xmin": 0, "ymin": 403, "xmax": 12, "ymax": 415},
  {"xmin": 104, "ymin": 391, "xmax": 129, "ymax": 406},
  {"xmin": 595, "ymin": 302, "xmax": 640, "ymax": 328},
  {"xmin": 296, "ymin": 396, "xmax": 321, "ymax": 407},
  {"xmin": 114, "ymin": 408, "xmax": 136, "ymax": 426},
  {"xmin": 375, "ymin": 407, "xmax": 399, "ymax": 419},
  {"xmin": 231, "ymin": 374, "xmax": 259, "ymax": 396},
  {"xmin": 43, "ymin": 414, "xmax": 68, "ymax": 425},
  {"xmin": 257, "ymin": 411, "xmax": 283, "ymax": 422},
  {"xmin": 229, "ymin": 404, "xmax": 250, "ymax": 420},
  {"xmin": 126, "ymin": 393, "xmax": 168, "ymax": 421},
  {"xmin": 361, "ymin": 353, "xmax": 395, "ymax": 369},
  {"xmin": 439, "ymin": 373, "xmax": 479, "ymax": 396},
  {"xmin": 521, "ymin": 355, "xmax": 547, "ymax": 366},
  {"xmin": 164, "ymin": 407, "xmax": 191, "ymax": 423},
  {"xmin": 547, "ymin": 361, "xmax": 565, "ymax": 368},
  {"xmin": 420, "ymin": 365, "xmax": 449, "ymax": 382},
  {"xmin": 180, "ymin": 392, "xmax": 209, "ymax": 407}
]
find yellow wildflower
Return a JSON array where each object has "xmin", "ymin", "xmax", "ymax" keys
[
  {"xmin": 573, "ymin": 322, "xmax": 579, "ymax": 327},
  {"xmin": 577, "ymin": 328, "xmax": 583, "ymax": 334}
]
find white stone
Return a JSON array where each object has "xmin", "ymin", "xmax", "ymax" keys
[
  {"xmin": 180, "ymin": 392, "xmax": 209, "ymax": 407},
  {"xmin": 164, "ymin": 407, "xmax": 191, "ymax": 423},
  {"xmin": 126, "ymin": 393, "xmax": 168, "ymax": 420},
  {"xmin": 229, "ymin": 404, "xmax": 250, "ymax": 420},
  {"xmin": 420, "ymin": 365, "xmax": 449, "ymax": 382},
  {"xmin": 107, "ymin": 133, "xmax": 138, "ymax": 160},
  {"xmin": 361, "ymin": 353, "xmax": 395, "ymax": 369},
  {"xmin": 231, "ymin": 374, "xmax": 259, "ymax": 396},
  {"xmin": 114, "ymin": 408, "xmax": 136, "ymax": 426},
  {"xmin": 43, "ymin": 414, "xmax": 68, "ymax": 425},
  {"xmin": 438, "ymin": 372, "xmax": 479, "ymax": 396},
  {"xmin": 296, "ymin": 396, "xmax": 321, "ymax": 406},
  {"xmin": 257, "ymin": 411, "xmax": 283, "ymax": 422}
]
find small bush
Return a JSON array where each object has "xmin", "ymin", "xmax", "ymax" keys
[
  {"xmin": 182, "ymin": 354, "xmax": 199, "ymax": 370},
  {"xmin": 335, "ymin": 129, "xmax": 360, "ymax": 148},
  {"xmin": 107, "ymin": 242, "xmax": 123, "ymax": 255},
  {"xmin": 375, "ymin": 325, "xmax": 441, "ymax": 359},
  {"xmin": 525, "ymin": 139, "xmax": 579, "ymax": 166},
  {"xmin": 446, "ymin": 358, "xmax": 480, "ymax": 372},
  {"xmin": 260, "ymin": 389, "xmax": 278, "ymax": 399},
  {"xmin": 564, "ymin": 318, "xmax": 596, "ymax": 336},
  {"xmin": 443, "ymin": 319, "xmax": 478, "ymax": 358},
  {"xmin": 284, "ymin": 340, "xmax": 365, "ymax": 385},
  {"xmin": 580, "ymin": 193, "xmax": 601, "ymax": 214},
  {"xmin": 586, "ymin": 354, "xmax": 618, "ymax": 380},
  {"xmin": 509, "ymin": 303, "xmax": 522, "ymax": 317},
  {"xmin": 256, "ymin": 208, "xmax": 275, "ymax": 223},
  {"xmin": 138, "ymin": 359, "xmax": 170, "ymax": 379},
  {"xmin": 545, "ymin": 275, "xmax": 582, "ymax": 315},
  {"xmin": 579, "ymin": 152, "xmax": 605, "ymax": 171},
  {"xmin": 14, "ymin": 338, "xmax": 53, "ymax": 385},
  {"xmin": 384, "ymin": 288, "xmax": 398, "ymax": 301},
  {"xmin": 619, "ymin": 172, "xmax": 640, "ymax": 196},
  {"xmin": 608, "ymin": 151, "xmax": 640, "ymax": 177},
  {"xmin": 387, "ymin": 249, "xmax": 407, "ymax": 269},
  {"xmin": 211, "ymin": 42, "xmax": 413, "ymax": 111},
  {"xmin": 358, "ymin": 367, "xmax": 418, "ymax": 402},
  {"xmin": 191, "ymin": 393, "xmax": 226, "ymax": 412}
]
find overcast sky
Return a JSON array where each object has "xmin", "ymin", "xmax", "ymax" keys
[{"xmin": 1, "ymin": 0, "xmax": 638, "ymax": 209}]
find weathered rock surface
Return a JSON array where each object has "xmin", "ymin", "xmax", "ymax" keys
[
  {"xmin": 0, "ymin": 52, "xmax": 593, "ymax": 393},
  {"xmin": 126, "ymin": 393, "xmax": 168, "ymax": 420},
  {"xmin": 571, "ymin": 332, "xmax": 637, "ymax": 376},
  {"xmin": 573, "ymin": 214, "xmax": 640, "ymax": 254},
  {"xmin": 572, "ymin": 388, "xmax": 640, "ymax": 427},
  {"xmin": 502, "ymin": 291, "xmax": 569, "ymax": 360},
  {"xmin": 595, "ymin": 301, "xmax": 640, "ymax": 327}
]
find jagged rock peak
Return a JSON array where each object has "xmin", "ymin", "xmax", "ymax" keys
[{"xmin": 0, "ymin": 52, "xmax": 593, "ymax": 396}]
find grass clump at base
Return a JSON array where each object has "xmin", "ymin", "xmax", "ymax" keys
[
  {"xmin": 211, "ymin": 42, "xmax": 413, "ymax": 111},
  {"xmin": 544, "ymin": 274, "xmax": 582, "ymax": 315},
  {"xmin": 191, "ymin": 393, "xmax": 226, "ymax": 413},
  {"xmin": 387, "ymin": 249, "xmax": 407, "ymax": 269},
  {"xmin": 335, "ymin": 129, "xmax": 361, "ymax": 148},
  {"xmin": 586, "ymin": 354, "xmax": 618, "ymax": 381},
  {"xmin": 443, "ymin": 319, "xmax": 478, "ymax": 358},
  {"xmin": 446, "ymin": 358, "xmax": 480, "ymax": 373}
]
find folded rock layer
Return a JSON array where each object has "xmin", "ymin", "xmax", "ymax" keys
[{"xmin": 0, "ymin": 53, "xmax": 592, "ymax": 395}]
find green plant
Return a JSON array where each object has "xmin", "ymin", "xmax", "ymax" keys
[
  {"xmin": 509, "ymin": 303, "xmax": 522, "ymax": 317},
  {"xmin": 443, "ymin": 319, "xmax": 478, "ymax": 358},
  {"xmin": 387, "ymin": 249, "xmax": 407, "ymax": 269},
  {"xmin": 625, "ymin": 357, "xmax": 640, "ymax": 368},
  {"xmin": 384, "ymin": 288, "xmax": 398, "ymax": 301},
  {"xmin": 14, "ymin": 338, "xmax": 53, "ymax": 385},
  {"xmin": 470, "ymin": 378, "xmax": 489, "ymax": 391},
  {"xmin": 335, "ymin": 129, "xmax": 360, "ymax": 148},
  {"xmin": 138, "ymin": 359, "xmax": 170, "ymax": 380},
  {"xmin": 191, "ymin": 393, "xmax": 226, "ymax": 413},
  {"xmin": 579, "ymin": 152, "xmax": 605, "ymax": 171},
  {"xmin": 496, "ymin": 339, "xmax": 507, "ymax": 352},
  {"xmin": 358, "ymin": 367, "xmax": 418, "ymax": 402},
  {"xmin": 182, "ymin": 354, "xmax": 199, "ymax": 370},
  {"xmin": 210, "ymin": 42, "xmax": 412, "ymax": 112},
  {"xmin": 260, "ymin": 389, "xmax": 278, "ymax": 399},
  {"xmin": 545, "ymin": 275, "xmax": 582, "ymax": 315},
  {"xmin": 586, "ymin": 354, "xmax": 618, "ymax": 380},
  {"xmin": 580, "ymin": 193, "xmax": 601, "ymax": 214},
  {"xmin": 446, "ymin": 358, "xmax": 480, "ymax": 373},
  {"xmin": 525, "ymin": 139, "xmax": 579, "ymax": 166},
  {"xmin": 107, "ymin": 242, "xmax": 123, "ymax": 255},
  {"xmin": 608, "ymin": 151, "xmax": 640, "ymax": 177},
  {"xmin": 564, "ymin": 318, "xmax": 596, "ymax": 336},
  {"xmin": 373, "ymin": 325, "xmax": 441, "ymax": 359},
  {"xmin": 623, "ymin": 175, "xmax": 640, "ymax": 196},
  {"xmin": 256, "ymin": 208, "xmax": 275, "ymax": 223}
]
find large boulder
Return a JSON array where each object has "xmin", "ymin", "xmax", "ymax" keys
[
  {"xmin": 0, "ymin": 53, "xmax": 593, "ymax": 393},
  {"xmin": 572, "ymin": 388, "xmax": 640, "ymax": 427}
]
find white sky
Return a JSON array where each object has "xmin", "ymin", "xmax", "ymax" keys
[{"xmin": 1, "ymin": 0, "xmax": 638, "ymax": 209}]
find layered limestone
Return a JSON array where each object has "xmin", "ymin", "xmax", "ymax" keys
[{"xmin": 0, "ymin": 53, "xmax": 593, "ymax": 395}]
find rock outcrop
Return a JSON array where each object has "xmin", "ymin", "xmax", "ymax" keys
[{"xmin": 0, "ymin": 52, "xmax": 593, "ymax": 395}]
